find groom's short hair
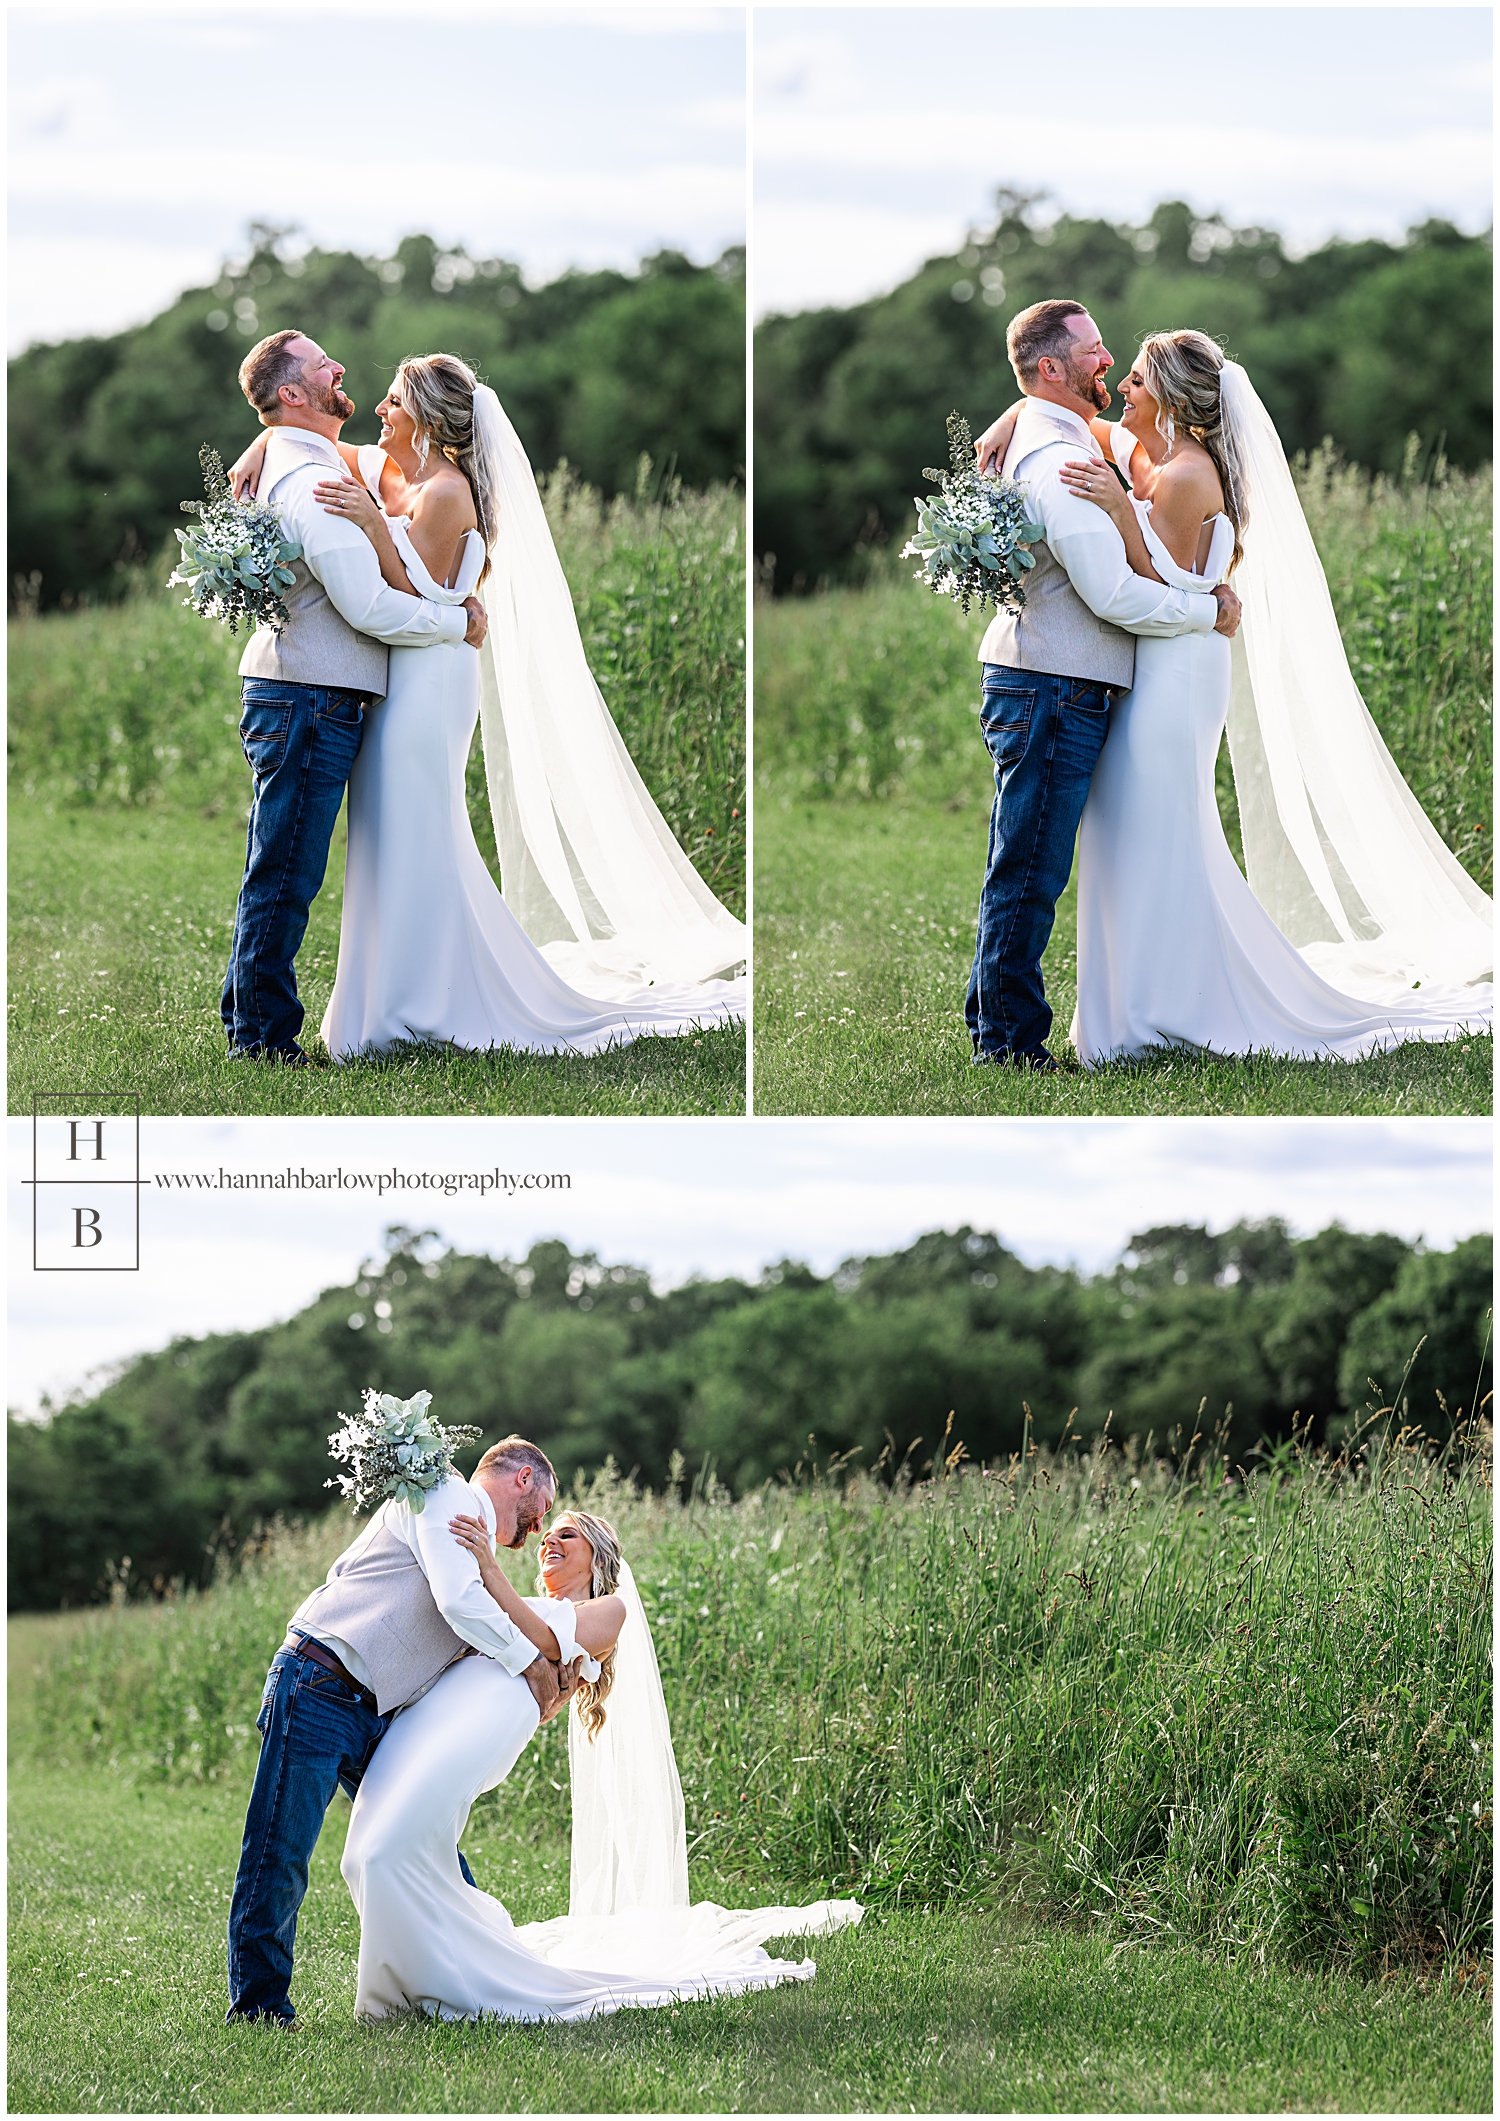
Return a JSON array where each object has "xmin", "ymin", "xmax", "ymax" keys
[
  {"xmin": 239, "ymin": 329, "xmax": 310, "ymax": 420},
  {"xmin": 475, "ymin": 1436, "xmax": 557, "ymax": 1490},
  {"xmin": 1007, "ymin": 299, "xmax": 1090, "ymax": 384}
]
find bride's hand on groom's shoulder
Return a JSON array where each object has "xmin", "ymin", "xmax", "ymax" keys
[
  {"xmin": 449, "ymin": 1510, "xmax": 504, "ymax": 1595},
  {"xmin": 1059, "ymin": 454, "xmax": 1127, "ymax": 522},
  {"xmin": 315, "ymin": 475, "xmax": 383, "ymax": 535}
]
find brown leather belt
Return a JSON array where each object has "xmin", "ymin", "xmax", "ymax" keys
[{"xmin": 285, "ymin": 1631, "xmax": 380, "ymax": 1713}]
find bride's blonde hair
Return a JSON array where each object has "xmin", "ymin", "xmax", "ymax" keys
[
  {"xmin": 392, "ymin": 351, "xmax": 498, "ymax": 583},
  {"xmin": 540, "ymin": 1510, "xmax": 622, "ymax": 1741},
  {"xmin": 1136, "ymin": 329, "xmax": 1248, "ymax": 572}
]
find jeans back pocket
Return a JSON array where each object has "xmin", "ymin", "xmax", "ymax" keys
[
  {"xmin": 980, "ymin": 683, "xmax": 1037, "ymax": 770},
  {"xmin": 239, "ymin": 696, "xmax": 293, "ymax": 779}
]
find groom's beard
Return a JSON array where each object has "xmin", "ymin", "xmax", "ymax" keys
[
  {"xmin": 307, "ymin": 377, "xmax": 355, "ymax": 422},
  {"xmin": 1070, "ymin": 362, "xmax": 1111, "ymax": 414},
  {"xmin": 502, "ymin": 1500, "xmax": 547, "ymax": 1550}
]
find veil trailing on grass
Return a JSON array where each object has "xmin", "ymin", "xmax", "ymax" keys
[
  {"xmin": 470, "ymin": 386, "xmax": 747, "ymax": 1003},
  {"xmin": 513, "ymin": 1556, "xmax": 862, "ymax": 1980},
  {"xmin": 1220, "ymin": 361, "xmax": 1493, "ymax": 1005}
]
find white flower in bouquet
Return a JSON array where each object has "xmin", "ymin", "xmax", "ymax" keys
[
  {"xmin": 902, "ymin": 412, "xmax": 1045, "ymax": 616},
  {"xmin": 167, "ymin": 443, "xmax": 302, "ymax": 635},
  {"xmin": 325, "ymin": 1388, "xmax": 483, "ymax": 1514}
]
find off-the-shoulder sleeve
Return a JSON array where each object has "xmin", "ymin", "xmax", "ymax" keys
[
  {"xmin": 356, "ymin": 445, "xmax": 387, "ymax": 503},
  {"xmin": 527, "ymin": 1596, "xmax": 602, "ymax": 1680},
  {"xmin": 386, "ymin": 519, "xmax": 485, "ymax": 605},
  {"xmin": 1139, "ymin": 509, "xmax": 1232, "ymax": 592},
  {"xmin": 1108, "ymin": 424, "xmax": 1136, "ymax": 478}
]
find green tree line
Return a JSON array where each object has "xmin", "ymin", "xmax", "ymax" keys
[
  {"xmin": 756, "ymin": 193, "xmax": 1492, "ymax": 588},
  {"xmin": 11, "ymin": 228, "xmax": 745, "ymax": 610},
  {"xmin": 9, "ymin": 1218, "xmax": 1490, "ymax": 1611}
]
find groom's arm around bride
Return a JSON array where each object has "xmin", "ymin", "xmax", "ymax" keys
[
  {"xmin": 965, "ymin": 298, "xmax": 1240, "ymax": 1069},
  {"xmin": 225, "ymin": 1434, "xmax": 564, "ymax": 2028},
  {"xmin": 222, "ymin": 329, "xmax": 490, "ymax": 1066}
]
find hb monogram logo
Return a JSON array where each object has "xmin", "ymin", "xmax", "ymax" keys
[{"xmin": 31, "ymin": 1096, "xmax": 142, "ymax": 1271}]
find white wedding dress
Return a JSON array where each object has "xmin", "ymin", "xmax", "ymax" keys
[
  {"xmin": 320, "ymin": 443, "xmax": 745, "ymax": 1060},
  {"xmin": 1071, "ymin": 419, "xmax": 1492, "ymax": 1064},
  {"xmin": 342, "ymin": 1584, "xmax": 860, "ymax": 2022}
]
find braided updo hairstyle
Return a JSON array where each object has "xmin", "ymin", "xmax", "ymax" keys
[
  {"xmin": 392, "ymin": 352, "xmax": 497, "ymax": 583},
  {"xmin": 1135, "ymin": 330, "xmax": 1248, "ymax": 572},
  {"xmin": 541, "ymin": 1510, "xmax": 623, "ymax": 1741}
]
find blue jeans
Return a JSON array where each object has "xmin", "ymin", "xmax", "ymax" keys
[
  {"xmin": 226, "ymin": 1643, "xmax": 480, "ymax": 2023},
  {"xmin": 220, "ymin": 679, "xmax": 367, "ymax": 1057},
  {"xmin": 965, "ymin": 665, "xmax": 1114, "ymax": 1059}
]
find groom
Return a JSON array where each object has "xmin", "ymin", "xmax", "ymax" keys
[
  {"xmin": 225, "ymin": 1434, "xmax": 568, "ymax": 2028},
  {"xmin": 221, "ymin": 330, "xmax": 491, "ymax": 1065},
  {"xmin": 964, "ymin": 299, "xmax": 1242, "ymax": 1068}
]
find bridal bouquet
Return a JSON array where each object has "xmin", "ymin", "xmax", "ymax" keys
[
  {"xmin": 167, "ymin": 443, "xmax": 302, "ymax": 635},
  {"xmin": 326, "ymin": 1388, "xmax": 482, "ymax": 1514},
  {"xmin": 902, "ymin": 412, "xmax": 1045, "ymax": 616}
]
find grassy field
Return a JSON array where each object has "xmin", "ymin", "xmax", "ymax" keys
[
  {"xmin": 753, "ymin": 799, "xmax": 1491, "ymax": 1115},
  {"xmin": 10, "ymin": 1433, "xmax": 1491, "ymax": 2109},
  {"xmin": 11, "ymin": 1760, "xmax": 1490, "ymax": 2115},
  {"xmin": 8, "ymin": 475, "xmax": 746, "ymax": 1117},
  {"xmin": 753, "ymin": 447, "xmax": 1492, "ymax": 1116}
]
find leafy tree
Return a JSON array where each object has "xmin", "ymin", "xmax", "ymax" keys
[
  {"xmin": 756, "ymin": 196, "xmax": 1491, "ymax": 588},
  {"xmin": 11, "ymin": 1217, "xmax": 1489, "ymax": 1611},
  {"xmin": 1338, "ymin": 1234, "xmax": 1493, "ymax": 1432},
  {"xmin": 10, "ymin": 233, "xmax": 745, "ymax": 609}
]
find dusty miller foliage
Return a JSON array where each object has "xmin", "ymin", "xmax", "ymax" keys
[
  {"xmin": 326, "ymin": 1389, "xmax": 483, "ymax": 1515},
  {"xmin": 167, "ymin": 444, "xmax": 302, "ymax": 636},
  {"xmin": 902, "ymin": 412, "xmax": 1045, "ymax": 617}
]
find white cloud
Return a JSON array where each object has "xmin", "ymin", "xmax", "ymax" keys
[
  {"xmin": 7, "ymin": 10, "xmax": 746, "ymax": 348},
  {"xmin": 751, "ymin": 6, "xmax": 1493, "ymax": 316},
  {"xmin": 9, "ymin": 1116, "xmax": 1490, "ymax": 1418}
]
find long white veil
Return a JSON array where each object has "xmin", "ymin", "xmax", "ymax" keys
[
  {"xmin": 567, "ymin": 1558, "xmax": 689, "ymax": 1916},
  {"xmin": 1219, "ymin": 361, "xmax": 1492, "ymax": 1003},
  {"xmin": 512, "ymin": 1554, "xmax": 860, "ymax": 1980},
  {"xmin": 469, "ymin": 386, "xmax": 748, "ymax": 1003}
]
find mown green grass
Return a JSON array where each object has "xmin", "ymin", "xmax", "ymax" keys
[
  {"xmin": 8, "ymin": 806, "xmax": 743, "ymax": 1116},
  {"xmin": 752, "ymin": 798, "xmax": 1491, "ymax": 1115},
  {"xmin": 10, "ymin": 1760, "xmax": 1490, "ymax": 2115},
  {"xmin": 9, "ymin": 1432, "xmax": 1492, "ymax": 2113},
  {"xmin": 752, "ymin": 448, "xmax": 1492, "ymax": 1116},
  {"xmin": 8, "ymin": 477, "xmax": 745, "ymax": 1117}
]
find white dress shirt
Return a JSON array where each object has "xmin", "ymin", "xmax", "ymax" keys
[
  {"xmin": 976, "ymin": 400, "xmax": 1218, "ymax": 664},
  {"xmin": 308, "ymin": 1475, "xmax": 538, "ymax": 1691},
  {"xmin": 258, "ymin": 428, "xmax": 469, "ymax": 650}
]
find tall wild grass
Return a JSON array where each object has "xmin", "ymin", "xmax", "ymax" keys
[
  {"xmin": 25, "ymin": 1417, "xmax": 1491, "ymax": 1977},
  {"xmin": 8, "ymin": 467, "xmax": 746, "ymax": 915},
  {"xmin": 756, "ymin": 446, "xmax": 1492, "ymax": 889}
]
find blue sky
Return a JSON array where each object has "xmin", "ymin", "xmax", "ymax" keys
[
  {"xmin": 8, "ymin": 3, "xmax": 746, "ymax": 350},
  {"xmin": 753, "ymin": 5, "xmax": 1492, "ymax": 314},
  {"xmin": 9, "ymin": 1115, "xmax": 1491, "ymax": 1414}
]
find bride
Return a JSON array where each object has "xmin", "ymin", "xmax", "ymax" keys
[
  {"xmin": 983, "ymin": 331, "xmax": 1491, "ymax": 1064},
  {"xmin": 234, "ymin": 355, "xmax": 746, "ymax": 1060},
  {"xmin": 339, "ymin": 1506, "xmax": 860, "ymax": 2021}
]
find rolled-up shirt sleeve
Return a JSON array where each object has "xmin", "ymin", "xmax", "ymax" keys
[
  {"xmin": 278, "ymin": 473, "xmax": 468, "ymax": 649},
  {"xmin": 401, "ymin": 1477, "xmax": 540, "ymax": 1674},
  {"xmin": 1032, "ymin": 458, "xmax": 1219, "ymax": 638}
]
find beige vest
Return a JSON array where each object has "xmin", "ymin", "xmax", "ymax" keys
[
  {"xmin": 976, "ymin": 412, "xmax": 1136, "ymax": 689},
  {"xmin": 238, "ymin": 432, "xmax": 389, "ymax": 697},
  {"xmin": 287, "ymin": 1504, "xmax": 470, "ymax": 1713}
]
